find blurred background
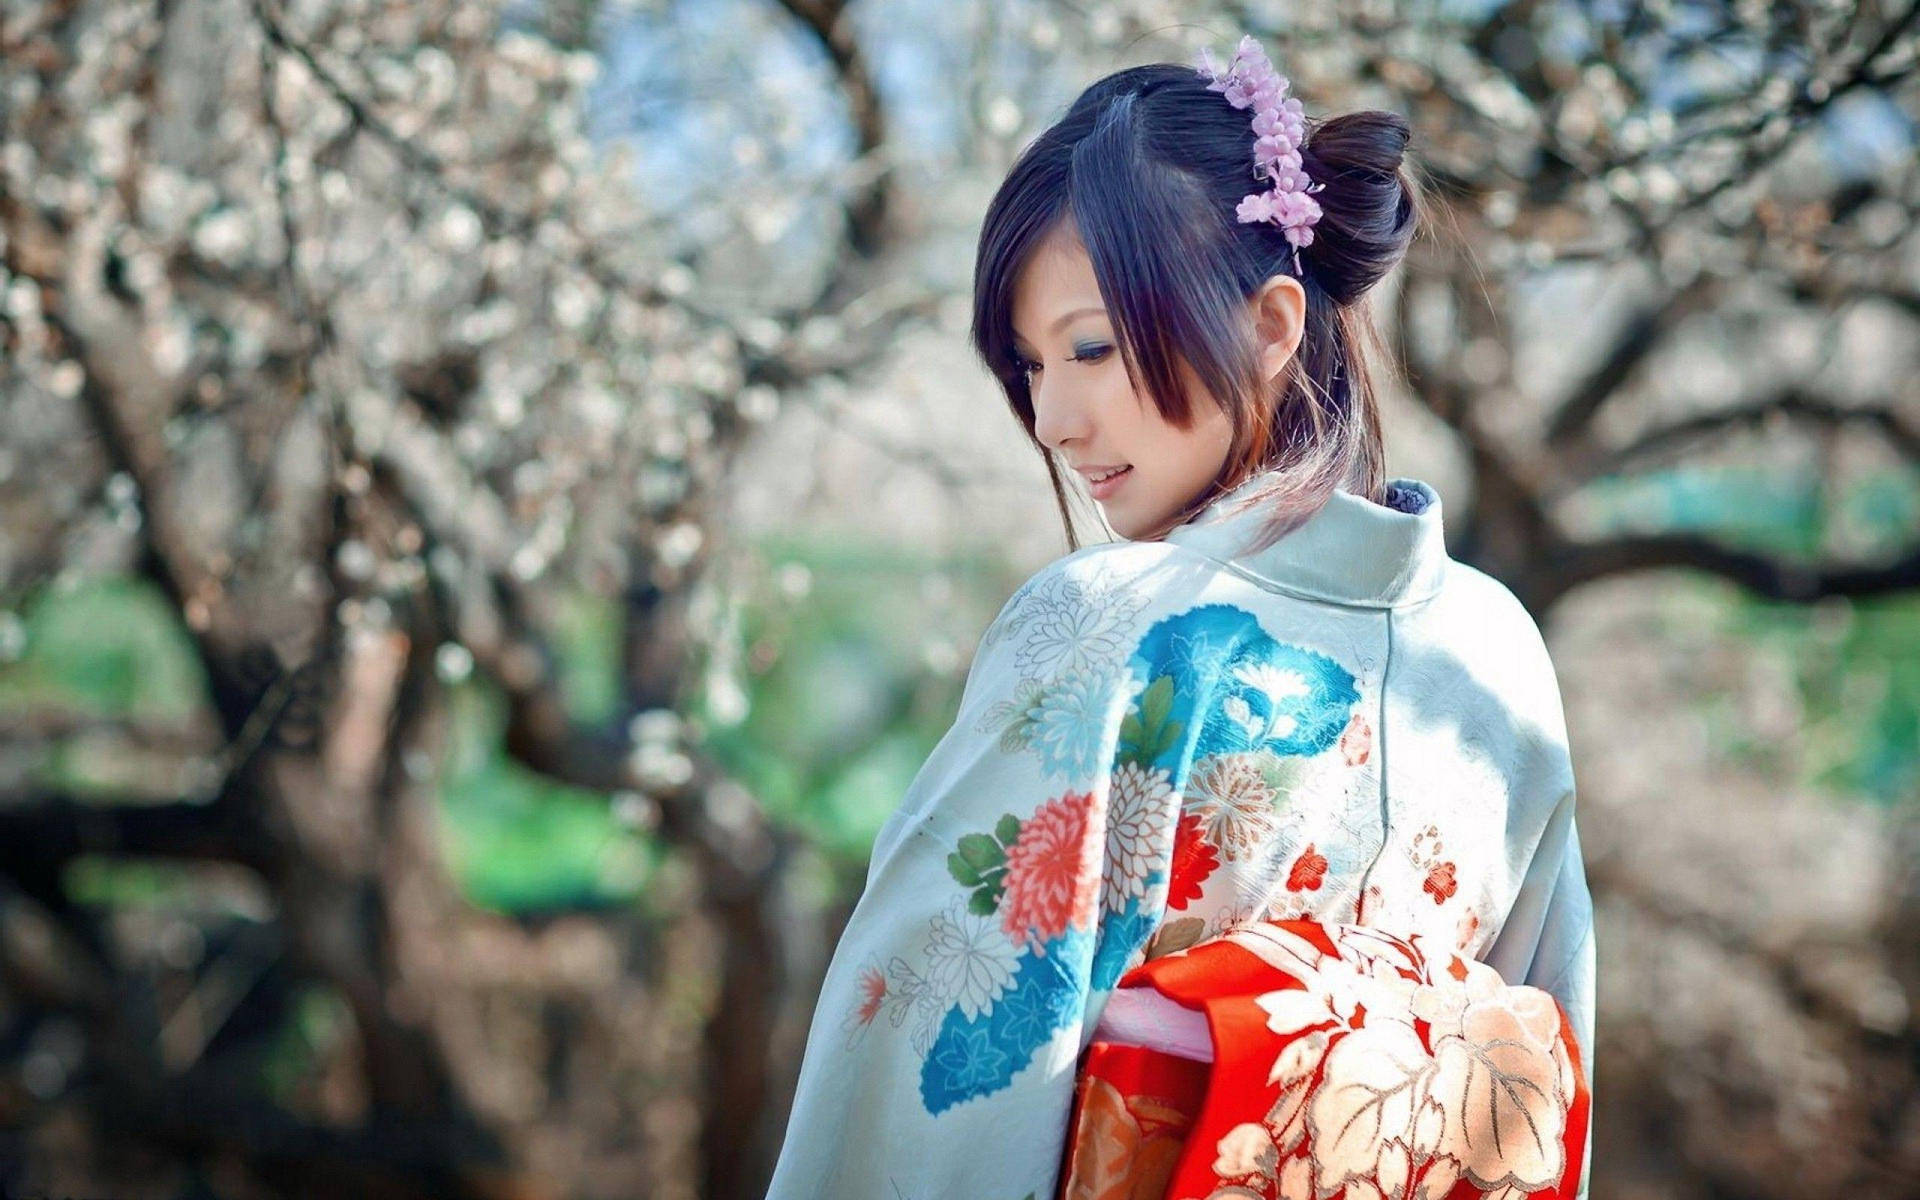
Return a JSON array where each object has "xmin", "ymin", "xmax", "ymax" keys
[{"xmin": 2, "ymin": 0, "xmax": 1917, "ymax": 1197}]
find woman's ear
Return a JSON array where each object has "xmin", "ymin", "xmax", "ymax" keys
[{"xmin": 1250, "ymin": 273, "xmax": 1306, "ymax": 384}]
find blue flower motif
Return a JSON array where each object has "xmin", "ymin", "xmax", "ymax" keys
[
  {"xmin": 990, "ymin": 969, "xmax": 1059, "ymax": 1053},
  {"xmin": 1091, "ymin": 892, "xmax": 1160, "ymax": 992},
  {"xmin": 1131, "ymin": 604, "xmax": 1359, "ymax": 766},
  {"xmin": 1165, "ymin": 627, "xmax": 1229, "ymax": 682},
  {"xmin": 932, "ymin": 1026, "xmax": 1009, "ymax": 1094},
  {"xmin": 919, "ymin": 927, "xmax": 1093, "ymax": 1114}
]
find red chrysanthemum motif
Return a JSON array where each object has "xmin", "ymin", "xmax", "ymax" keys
[
  {"xmin": 1424, "ymin": 860, "xmax": 1459, "ymax": 904},
  {"xmin": 1339, "ymin": 712, "xmax": 1372, "ymax": 766},
  {"xmin": 1286, "ymin": 842, "xmax": 1329, "ymax": 892},
  {"xmin": 1000, "ymin": 789, "xmax": 1103, "ymax": 952},
  {"xmin": 854, "ymin": 964, "xmax": 887, "ymax": 1025},
  {"xmin": 1166, "ymin": 811, "xmax": 1219, "ymax": 911}
]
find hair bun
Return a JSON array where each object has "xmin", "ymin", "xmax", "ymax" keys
[{"xmin": 1296, "ymin": 110, "xmax": 1419, "ymax": 307}]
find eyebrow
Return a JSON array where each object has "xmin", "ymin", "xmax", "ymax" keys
[{"xmin": 1011, "ymin": 305, "xmax": 1108, "ymax": 346}]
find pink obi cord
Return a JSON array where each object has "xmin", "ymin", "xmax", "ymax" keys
[{"xmin": 1092, "ymin": 986, "xmax": 1215, "ymax": 1063}]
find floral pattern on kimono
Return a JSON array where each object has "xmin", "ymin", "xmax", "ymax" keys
[
  {"xmin": 1057, "ymin": 919, "xmax": 1591, "ymax": 1200},
  {"xmin": 839, "ymin": 582, "xmax": 1379, "ymax": 1119},
  {"xmin": 768, "ymin": 471, "xmax": 1597, "ymax": 1200}
]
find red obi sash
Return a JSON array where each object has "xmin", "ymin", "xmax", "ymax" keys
[{"xmin": 1057, "ymin": 918, "xmax": 1589, "ymax": 1200}]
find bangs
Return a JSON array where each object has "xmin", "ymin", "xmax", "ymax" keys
[
  {"xmin": 970, "ymin": 78, "xmax": 1267, "ymax": 441},
  {"xmin": 1068, "ymin": 96, "xmax": 1263, "ymax": 430},
  {"xmin": 970, "ymin": 154, "xmax": 1071, "ymax": 430}
]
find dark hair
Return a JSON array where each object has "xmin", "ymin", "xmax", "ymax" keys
[{"xmin": 970, "ymin": 57, "xmax": 1426, "ymax": 552}]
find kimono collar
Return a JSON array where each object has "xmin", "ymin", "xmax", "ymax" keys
[{"xmin": 1160, "ymin": 469, "xmax": 1449, "ymax": 608}]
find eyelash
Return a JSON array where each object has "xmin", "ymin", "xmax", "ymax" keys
[{"xmin": 1014, "ymin": 344, "xmax": 1111, "ymax": 379}]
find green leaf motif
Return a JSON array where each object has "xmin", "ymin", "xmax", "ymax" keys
[
  {"xmin": 947, "ymin": 851, "xmax": 982, "ymax": 888},
  {"xmin": 984, "ymin": 679, "xmax": 1047, "ymax": 753},
  {"xmin": 995, "ymin": 812, "xmax": 1022, "ymax": 846},
  {"xmin": 1142, "ymin": 672, "xmax": 1172, "ymax": 729},
  {"xmin": 951, "ymin": 813, "xmax": 1021, "ymax": 911},
  {"xmin": 1258, "ymin": 750, "xmax": 1314, "ymax": 800},
  {"xmin": 966, "ymin": 864, "xmax": 1007, "ymax": 916},
  {"xmin": 957, "ymin": 832, "xmax": 1005, "ymax": 873},
  {"xmin": 1121, "ymin": 674, "xmax": 1184, "ymax": 765}
]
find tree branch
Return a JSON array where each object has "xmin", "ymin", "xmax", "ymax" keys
[
  {"xmin": 1543, "ymin": 529, "xmax": 1920, "ymax": 609},
  {"xmin": 1545, "ymin": 277, "xmax": 1721, "ymax": 447},
  {"xmin": 1589, "ymin": 387, "xmax": 1920, "ymax": 477}
]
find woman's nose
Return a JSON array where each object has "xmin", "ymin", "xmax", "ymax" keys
[{"xmin": 1032, "ymin": 374, "xmax": 1092, "ymax": 452}]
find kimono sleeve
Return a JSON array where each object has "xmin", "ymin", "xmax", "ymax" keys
[
  {"xmin": 1484, "ymin": 778, "xmax": 1596, "ymax": 1197},
  {"xmin": 764, "ymin": 557, "xmax": 1178, "ymax": 1200}
]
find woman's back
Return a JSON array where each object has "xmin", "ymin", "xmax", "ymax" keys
[
  {"xmin": 1124, "ymin": 476, "xmax": 1587, "ymax": 1015},
  {"xmin": 768, "ymin": 473, "xmax": 1594, "ymax": 1197}
]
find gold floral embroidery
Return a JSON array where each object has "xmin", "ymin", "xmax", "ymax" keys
[
  {"xmin": 1205, "ymin": 924, "xmax": 1576, "ymax": 1199},
  {"xmin": 1060, "ymin": 1076, "xmax": 1191, "ymax": 1200}
]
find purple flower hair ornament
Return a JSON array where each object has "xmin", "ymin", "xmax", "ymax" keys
[{"xmin": 1194, "ymin": 35, "xmax": 1325, "ymax": 274}]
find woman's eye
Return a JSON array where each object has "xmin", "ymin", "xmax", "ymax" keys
[{"xmin": 1012, "ymin": 344, "xmax": 1105, "ymax": 382}]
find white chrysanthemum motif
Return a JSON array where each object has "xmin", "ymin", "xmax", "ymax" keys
[
  {"xmin": 922, "ymin": 897, "xmax": 1021, "ymax": 1020},
  {"xmin": 1027, "ymin": 664, "xmax": 1142, "ymax": 782},
  {"xmin": 1185, "ymin": 752, "xmax": 1279, "ymax": 860},
  {"xmin": 1103, "ymin": 761, "xmax": 1173, "ymax": 913},
  {"xmin": 1013, "ymin": 572, "xmax": 1148, "ymax": 679},
  {"xmin": 1231, "ymin": 661, "xmax": 1312, "ymax": 742}
]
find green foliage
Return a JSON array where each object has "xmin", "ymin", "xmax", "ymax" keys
[
  {"xmin": 1719, "ymin": 591, "xmax": 1920, "ymax": 807},
  {"xmin": 438, "ymin": 679, "xmax": 662, "ymax": 915},
  {"xmin": 1580, "ymin": 463, "xmax": 1920, "ymax": 808},
  {"xmin": 1579, "ymin": 467, "xmax": 1824, "ymax": 557},
  {"xmin": 62, "ymin": 855, "xmax": 231, "ymax": 908},
  {"xmin": 693, "ymin": 535, "xmax": 1016, "ymax": 864},
  {"xmin": 550, "ymin": 589, "xmax": 625, "ymax": 726},
  {"xmin": 0, "ymin": 576, "xmax": 209, "ymax": 723},
  {"xmin": 0, "ymin": 573, "xmax": 658, "ymax": 916},
  {"xmin": 1577, "ymin": 463, "xmax": 1919, "ymax": 563},
  {"xmin": 260, "ymin": 984, "xmax": 353, "ymax": 1106}
]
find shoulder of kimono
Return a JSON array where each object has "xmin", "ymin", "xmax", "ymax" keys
[
  {"xmin": 1439, "ymin": 558, "xmax": 1573, "ymax": 757},
  {"xmin": 1435, "ymin": 558, "xmax": 1550, "ymax": 660},
  {"xmin": 991, "ymin": 539, "xmax": 1191, "ymax": 626}
]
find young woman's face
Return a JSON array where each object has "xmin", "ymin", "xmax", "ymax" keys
[{"xmin": 1010, "ymin": 224, "xmax": 1236, "ymax": 541}]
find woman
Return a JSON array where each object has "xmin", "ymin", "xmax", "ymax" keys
[{"xmin": 766, "ymin": 35, "xmax": 1594, "ymax": 1200}]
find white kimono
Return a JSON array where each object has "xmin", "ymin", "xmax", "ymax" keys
[{"xmin": 765, "ymin": 471, "xmax": 1596, "ymax": 1199}]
